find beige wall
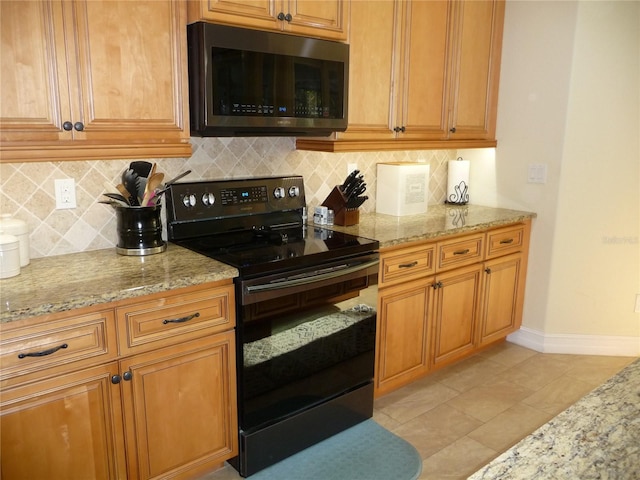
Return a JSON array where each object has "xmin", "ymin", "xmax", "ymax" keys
[{"xmin": 471, "ymin": 0, "xmax": 640, "ymax": 352}]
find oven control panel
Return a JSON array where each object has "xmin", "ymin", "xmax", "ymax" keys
[{"xmin": 166, "ymin": 176, "xmax": 306, "ymax": 223}]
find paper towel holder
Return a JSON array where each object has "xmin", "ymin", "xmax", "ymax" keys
[
  {"xmin": 445, "ymin": 180, "xmax": 469, "ymax": 205},
  {"xmin": 445, "ymin": 157, "xmax": 469, "ymax": 205}
]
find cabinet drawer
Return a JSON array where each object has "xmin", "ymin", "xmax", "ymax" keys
[
  {"xmin": 116, "ymin": 284, "xmax": 234, "ymax": 354},
  {"xmin": 0, "ymin": 310, "xmax": 117, "ymax": 385},
  {"xmin": 380, "ymin": 243, "xmax": 436, "ymax": 287},
  {"xmin": 436, "ymin": 233, "xmax": 484, "ymax": 271},
  {"xmin": 486, "ymin": 224, "xmax": 526, "ymax": 259}
]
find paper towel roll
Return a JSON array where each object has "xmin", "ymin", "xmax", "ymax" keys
[{"xmin": 446, "ymin": 159, "xmax": 470, "ymax": 204}]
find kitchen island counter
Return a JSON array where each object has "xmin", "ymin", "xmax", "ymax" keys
[
  {"xmin": 468, "ymin": 357, "xmax": 640, "ymax": 479},
  {"xmin": 0, "ymin": 244, "xmax": 238, "ymax": 324},
  {"xmin": 326, "ymin": 204, "xmax": 536, "ymax": 249}
]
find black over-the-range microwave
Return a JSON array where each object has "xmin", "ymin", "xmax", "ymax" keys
[{"xmin": 187, "ymin": 22, "xmax": 349, "ymax": 137}]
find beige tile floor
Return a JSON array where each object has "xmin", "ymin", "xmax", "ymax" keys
[{"xmin": 200, "ymin": 342, "xmax": 637, "ymax": 480}]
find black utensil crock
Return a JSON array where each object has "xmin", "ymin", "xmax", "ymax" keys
[{"xmin": 115, "ymin": 205, "xmax": 166, "ymax": 256}]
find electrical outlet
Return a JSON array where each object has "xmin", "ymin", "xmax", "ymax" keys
[
  {"xmin": 635, "ymin": 294, "xmax": 640, "ymax": 313},
  {"xmin": 55, "ymin": 178, "xmax": 77, "ymax": 209},
  {"xmin": 347, "ymin": 163, "xmax": 358, "ymax": 175}
]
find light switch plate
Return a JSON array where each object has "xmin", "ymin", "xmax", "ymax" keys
[{"xmin": 527, "ymin": 164, "xmax": 547, "ymax": 184}]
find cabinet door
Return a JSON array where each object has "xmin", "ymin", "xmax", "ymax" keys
[
  {"xmin": 0, "ymin": 363, "xmax": 126, "ymax": 480},
  {"xmin": 478, "ymin": 253, "xmax": 525, "ymax": 346},
  {"xmin": 188, "ymin": 0, "xmax": 279, "ymax": 31},
  {"xmin": 376, "ymin": 278, "xmax": 432, "ymax": 396},
  {"xmin": 120, "ymin": 333, "xmax": 237, "ymax": 480},
  {"xmin": 431, "ymin": 264, "xmax": 482, "ymax": 366},
  {"xmin": 448, "ymin": 0, "xmax": 504, "ymax": 140},
  {"xmin": 0, "ymin": 0, "xmax": 72, "ymax": 143},
  {"xmin": 285, "ymin": 0, "xmax": 347, "ymax": 40},
  {"xmin": 332, "ymin": 0, "xmax": 397, "ymax": 141},
  {"xmin": 398, "ymin": 0, "xmax": 452, "ymax": 140},
  {"xmin": 1, "ymin": 0, "xmax": 191, "ymax": 162},
  {"xmin": 73, "ymin": 0, "xmax": 189, "ymax": 144}
]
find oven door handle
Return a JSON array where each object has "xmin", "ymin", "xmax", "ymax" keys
[{"xmin": 245, "ymin": 259, "xmax": 379, "ymax": 293}]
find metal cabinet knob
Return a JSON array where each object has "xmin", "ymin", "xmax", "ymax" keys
[
  {"xmin": 74, "ymin": 122, "xmax": 84, "ymax": 131},
  {"xmin": 450, "ymin": 127, "xmax": 456, "ymax": 133},
  {"xmin": 63, "ymin": 121, "xmax": 73, "ymax": 131}
]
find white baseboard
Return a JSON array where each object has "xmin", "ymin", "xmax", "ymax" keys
[{"xmin": 507, "ymin": 327, "xmax": 640, "ymax": 357}]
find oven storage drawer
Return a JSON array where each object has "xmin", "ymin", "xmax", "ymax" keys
[{"xmin": 116, "ymin": 283, "xmax": 234, "ymax": 355}]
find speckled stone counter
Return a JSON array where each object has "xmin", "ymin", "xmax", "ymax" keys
[
  {"xmin": 0, "ymin": 244, "xmax": 238, "ymax": 324},
  {"xmin": 1, "ymin": 204, "xmax": 535, "ymax": 325},
  {"xmin": 469, "ymin": 358, "xmax": 640, "ymax": 479},
  {"xmin": 326, "ymin": 204, "xmax": 536, "ymax": 249}
]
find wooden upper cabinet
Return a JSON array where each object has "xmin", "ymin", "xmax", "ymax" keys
[
  {"xmin": 448, "ymin": 0, "xmax": 504, "ymax": 140},
  {"xmin": 399, "ymin": 0, "xmax": 451, "ymax": 140},
  {"xmin": 0, "ymin": 1, "xmax": 72, "ymax": 144},
  {"xmin": 296, "ymin": 0, "xmax": 505, "ymax": 152},
  {"xmin": 187, "ymin": 0, "xmax": 347, "ymax": 41},
  {"xmin": 0, "ymin": 0, "xmax": 191, "ymax": 162}
]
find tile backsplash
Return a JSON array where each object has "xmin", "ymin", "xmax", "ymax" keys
[{"xmin": 0, "ymin": 137, "xmax": 455, "ymax": 258}]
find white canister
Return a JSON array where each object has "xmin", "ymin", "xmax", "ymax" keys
[
  {"xmin": 0, "ymin": 232, "xmax": 21, "ymax": 278},
  {"xmin": 0, "ymin": 214, "xmax": 30, "ymax": 266}
]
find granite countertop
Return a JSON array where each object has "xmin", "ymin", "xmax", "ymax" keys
[
  {"xmin": 0, "ymin": 204, "xmax": 535, "ymax": 325},
  {"xmin": 468, "ymin": 357, "xmax": 640, "ymax": 479},
  {"xmin": 327, "ymin": 204, "xmax": 536, "ymax": 249},
  {"xmin": 0, "ymin": 244, "xmax": 238, "ymax": 324}
]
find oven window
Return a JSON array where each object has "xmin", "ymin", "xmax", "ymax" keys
[{"xmin": 239, "ymin": 274, "xmax": 377, "ymax": 432}]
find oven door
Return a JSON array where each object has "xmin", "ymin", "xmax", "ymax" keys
[{"xmin": 236, "ymin": 253, "xmax": 379, "ymax": 434}]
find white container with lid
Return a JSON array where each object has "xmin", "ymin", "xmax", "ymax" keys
[
  {"xmin": 376, "ymin": 162, "xmax": 430, "ymax": 216},
  {"xmin": 0, "ymin": 214, "xmax": 30, "ymax": 266},
  {"xmin": 0, "ymin": 231, "xmax": 21, "ymax": 278}
]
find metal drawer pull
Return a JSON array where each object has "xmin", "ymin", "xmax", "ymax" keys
[
  {"xmin": 499, "ymin": 238, "xmax": 514, "ymax": 244},
  {"xmin": 399, "ymin": 261, "xmax": 418, "ymax": 268},
  {"xmin": 163, "ymin": 312, "xmax": 200, "ymax": 324},
  {"xmin": 453, "ymin": 249, "xmax": 470, "ymax": 255},
  {"xmin": 18, "ymin": 343, "xmax": 68, "ymax": 359}
]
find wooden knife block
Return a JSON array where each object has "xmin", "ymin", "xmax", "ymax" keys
[{"xmin": 321, "ymin": 186, "xmax": 360, "ymax": 226}]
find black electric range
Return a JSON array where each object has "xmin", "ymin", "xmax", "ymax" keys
[{"xmin": 165, "ymin": 175, "xmax": 378, "ymax": 278}]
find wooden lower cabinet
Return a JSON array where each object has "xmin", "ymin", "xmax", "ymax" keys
[
  {"xmin": 121, "ymin": 333, "xmax": 237, "ymax": 480},
  {"xmin": 374, "ymin": 220, "xmax": 531, "ymax": 396},
  {"xmin": 376, "ymin": 278, "xmax": 432, "ymax": 395},
  {"xmin": 0, "ymin": 362, "xmax": 127, "ymax": 479},
  {"xmin": 431, "ymin": 264, "xmax": 483, "ymax": 367},
  {"xmin": 0, "ymin": 281, "xmax": 237, "ymax": 480},
  {"xmin": 478, "ymin": 252, "xmax": 526, "ymax": 346}
]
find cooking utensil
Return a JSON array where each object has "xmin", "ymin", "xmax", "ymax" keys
[
  {"xmin": 129, "ymin": 161, "xmax": 153, "ymax": 178},
  {"xmin": 99, "ymin": 199, "xmax": 128, "ymax": 208},
  {"xmin": 142, "ymin": 172, "xmax": 164, "ymax": 207},
  {"xmin": 103, "ymin": 193, "xmax": 129, "ymax": 206},
  {"xmin": 103, "ymin": 181, "xmax": 120, "ymax": 195},
  {"xmin": 121, "ymin": 169, "xmax": 140, "ymax": 206},
  {"xmin": 115, "ymin": 184, "xmax": 134, "ymax": 205},
  {"xmin": 152, "ymin": 169, "xmax": 193, "ymax": 200}
]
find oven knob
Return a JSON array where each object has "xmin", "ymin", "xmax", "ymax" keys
[
  {"xmin": 182, "ymin": 194, "xmax": 196, "ymax": 207},
  {"xmin": 273, "ymin": 187, "xmax": 285, "ymax": 199},
  {"xmin": 288, "ymin": 185, "xmax": 300, "ymax": 197},
  {"xmin": 202, "ymin": 192, "xmax": 215, "ymax": 206}
]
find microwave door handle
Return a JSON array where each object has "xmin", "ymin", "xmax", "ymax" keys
[{"xmin": 245, "ymin": 260, "xmax": 379, "ymax": 293}]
